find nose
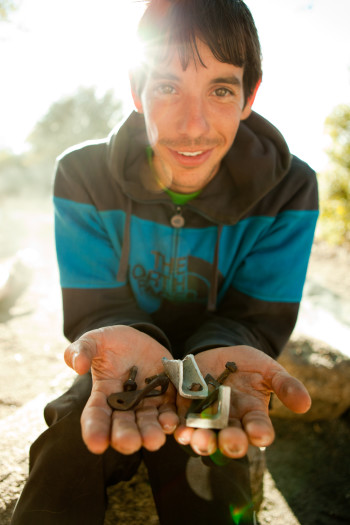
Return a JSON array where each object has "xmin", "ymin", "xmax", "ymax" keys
[{"xmin": 176, "ymin": 95, "xmax": 210, "ymax": 137}]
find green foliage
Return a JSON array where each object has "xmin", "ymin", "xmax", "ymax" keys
[
  {"xmin": 0, "ymin": 0, "xmax": 17, "ymax": 21},
  {"xmin": 27, "ymin": 86, "xmax": 123, "ymax": 164},
  {"xmin": 318, "ymin": 104, "xmax": 350, "ymax": 247},
  {"xmin": 0, "ymin": 149, "xmax": 52, "ymax": 198},
  {"xmin": 0, "ymin": 150, "xmax": 26, "ymax": 196},
  {"xmin": 0, "ymin": 87, "xmax": 124, "ymax": 197}
]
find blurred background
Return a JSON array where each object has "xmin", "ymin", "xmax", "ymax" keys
[
  {"xmin": 0, "ymin": 0, "xmax": 349, "ymax": 239},
  {"xmin": 0, "ymin": 1, "xmax": 349, "ymax": 524}
]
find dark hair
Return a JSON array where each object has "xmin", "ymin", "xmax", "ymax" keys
[{"xmin": 135, "ymin": 0, "xmax": 262, "ymax": 102}]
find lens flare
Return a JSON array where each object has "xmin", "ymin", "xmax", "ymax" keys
[{"xmin": 229, "ymin": 502, "xmax": 254, "ymax": 524}]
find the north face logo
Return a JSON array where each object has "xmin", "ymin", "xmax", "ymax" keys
[{"xmin": 131, "ymin": 251, "xmax": 213, "ymax": 303}]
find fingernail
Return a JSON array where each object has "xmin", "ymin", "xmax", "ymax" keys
[
  {"xmin": 163, "ymin": 424, "xmax": 176, "ymax": 433},
  {"xmin": 223, "ymin": 445, "xmax": 244, "ymax": 456},
  {"xmin": 193, "ymin": 447, "xmax": 208, "ymax": 455},
  {"xmin": 193, "ymin": 444, "xmax": 216, "ymax": 456}
]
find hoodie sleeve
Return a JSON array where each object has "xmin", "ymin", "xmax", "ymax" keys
[
  {"xmin": 184, "ymin": 292, "xmax": 300, "ymax": 360},
  {"xmin": 184, "ymin": 158, "xmax": 319, "ymax": 360},
  {"xmin": 53, "ymin": 149, "xmax": 170, "ymax": 348}
]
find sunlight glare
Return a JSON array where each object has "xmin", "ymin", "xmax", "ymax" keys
[
  {"xmin": 117, "ymin": 31, "xmax": 146, "ymax": 74},
  {"xmin": 0, "ymin": 0, "xmax": 349, "ymax": 165}
]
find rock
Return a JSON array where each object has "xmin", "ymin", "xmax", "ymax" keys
[
  {"xmin": 269, "ymin": 337, "xmax": 350, "ymax": 421},
  {"xmin": 0, "ymin": 250, "xmax": 37, "ymax": 310}
]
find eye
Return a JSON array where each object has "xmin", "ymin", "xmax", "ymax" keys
[
  {"xmin": 212, "ymin": 87, "xmax": 234, "ymax": 97},
  {"xmin": 156, "ymin": 84, "xmax": 176, "ymax": 95}
]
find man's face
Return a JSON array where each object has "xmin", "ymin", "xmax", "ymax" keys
[{"xmin": 132, "ymin": 40, "xmax": 251, "ymax": 194}]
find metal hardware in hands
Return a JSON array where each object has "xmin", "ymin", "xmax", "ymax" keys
[
  {"xmin": 106, "ymin": 358, "xmax": 236, "ymax": 430},
  {"xmin": 187, "ymin": 362, "xmax": 237, "ymax": 413},
  {"xmin": 123, "ymin": 365, "xmax": 138, "ymax": 391},
  {"xmin": 216, "ymin": 361, "xmax": 237, "ymax": 383},
  {"xmin": 186, "ymin": 385, "xmax": 231, "ymax": 429},
  {"xmin": 107, "ymin": 373, "xmax": 169, "ymax": 411},
  {"xmin": 162, "ymin": 354, "xmax": 209, "ymax": 399},
  {"xmin": 185, "ymin": 361, "xmax": 237, "ymax": 429}
]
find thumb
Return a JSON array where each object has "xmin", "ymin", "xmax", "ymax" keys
[
  {"xmin": 272, "ymin": 370, "xmax": 311, "ymax": 414},
  {"xmin": 64, "ymin": 336, "xmax": 97, "ymax": 375}
]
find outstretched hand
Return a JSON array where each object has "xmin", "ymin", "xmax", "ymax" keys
[
  {"xmin": 174, "ymin": 345, "xmax": 311, "ymax": 458},
  {"xmin": 65, "ymin": 332, "xmax": 311, "ymax": 460},
  {"xmin": 64, "ymin": 325, "xmax": 178, "ymax": 455}
]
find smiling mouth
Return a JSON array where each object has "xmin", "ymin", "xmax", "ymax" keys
[
  {"xmin": 177, "ymin": 151, "xmax": 204, "ymax": 157},
  {"xmin": 168, "ymin": 148, "xmax": 213, "ymax": 166}
]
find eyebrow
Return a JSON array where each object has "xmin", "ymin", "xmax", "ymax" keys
[
  {"xmin": 149, "ymin": 70, "xmax": 242, "ymax": 88},
  {"xmin": 149, "ymin": 71, "xmax": 179, "ymax": 81},
  {"xmin": 210, "ymin": 75, "xmax": 242, "ymax": 87}
]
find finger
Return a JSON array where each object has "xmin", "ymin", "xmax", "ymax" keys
[
  {"xmin": 158, "ymin": 402, "xmax": 179, "ymax": 434},
  {"xmin": 272, "ymin": 370, "xmax": 311, "ymax": 414},
  {"xmin": 110, "ymin": 410, "xmax": 142, "ymax": 455},
  {"xmin": 136, "ymin": 406, "xmax": 167, "ymax": 452},
  {"xmin": 242, "ymin": 409, "xmax": 275, "ymax": 448},
  {"xmin": 189, "ymin": 428, "xmax": 217, "ymax": 456},
  {"xmin": 64, "ymin": 337, "xmax": 97, "ymax": 375},
  {"xmin": 175, "ymin": 395, "xmax": 192, "ymax": 426},
  {"xmin": 218, "ymin": 424, "xmax": 249, "ymax": 458},
  {"xmin": 174, "ymin": 424, "xmax": 195, "ymax": 446},
  {"xmin": 80, "ymin": 391, "xmax": 112, "ymax": 454}
]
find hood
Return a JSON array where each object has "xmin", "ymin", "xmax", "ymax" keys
[
  {"xmin": 107, "ymin": 110, "xmax": 291, "ymax": 224},
  {"xmin": 108, "ymin": 110, "xmax": 291, "ymax": 311}
]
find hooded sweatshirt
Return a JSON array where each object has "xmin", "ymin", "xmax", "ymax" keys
[{"xmin": 53, "ymin": 111, "xmax": 318, "ymax": 359}]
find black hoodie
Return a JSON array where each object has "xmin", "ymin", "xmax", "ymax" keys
[{"xmin": 54, "ymin": 111, "xmax": 318, "ymax": 359}]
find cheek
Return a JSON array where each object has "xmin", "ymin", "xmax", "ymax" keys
[
  {"xmin": 210, "ymin": 104, "xmax": 242, "ymax": 133},
  {"xmin": 216, "ymin": 117, "xmax": 241, "ymax": 146},
  {"xmin": 142, "ymin": 104, "xmax": 164, "ymax": 147},
  {"xmin": 144, "ymin": 105, "xmax": 175, "ymax": 146},
  {"xmin": 145, "ymin": 119, "xmax": 160, "ymax": 147}
]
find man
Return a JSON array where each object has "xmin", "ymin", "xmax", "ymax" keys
[{"xmin": 11, "ymin": 1, "xmax": 318, "ymax": 524}]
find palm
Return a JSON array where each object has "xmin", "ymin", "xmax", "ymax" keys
[
  {"xmin": 174, "ymin": 346, "xmax": 311, "ymax": 457},
  {"xmin": 65, "ymin": 325, "xmax": 178, "ymax": 455}
]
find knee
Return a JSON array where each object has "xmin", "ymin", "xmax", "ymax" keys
[{"xmin": 44, "ymin": 373, "xmax": 92, "ymax": 426}]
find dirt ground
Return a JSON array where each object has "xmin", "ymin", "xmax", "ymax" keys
[{"xmin": 0, "ymin": 196, "xmax": 349, "ymax": 524}]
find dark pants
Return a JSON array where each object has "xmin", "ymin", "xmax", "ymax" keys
[{"xmin": 11, "ymin": 373, "xmax": 255, "ymax": 524}]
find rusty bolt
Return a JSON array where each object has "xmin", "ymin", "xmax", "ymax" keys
[
  {"xmin": 123, "ymin": 365, "xmax": 138, "ymax": 391},
  {"xmin": 216, "ymin": 361, "xmax": 237, "ymax": 385}
]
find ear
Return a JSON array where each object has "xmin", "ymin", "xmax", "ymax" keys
[
  {"xmin": 241, "ymin": 78, "xmax": 262, "ymax": 120},
  {"xmin": 129, "ymin": 72, "xmax": 144, "ymax": 114},
  {"xmin": 248, "ymin": 77, "xmax": 262, "ymax": 107}
]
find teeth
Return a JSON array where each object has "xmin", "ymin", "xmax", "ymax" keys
[{"xmin": 178, "ymin": 151, "xmax": 203, "ymax": 157}]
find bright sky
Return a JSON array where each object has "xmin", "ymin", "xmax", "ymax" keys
[{"xmin": 1, "ymin": 0, "xmax": 349, "ymax": 172}]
